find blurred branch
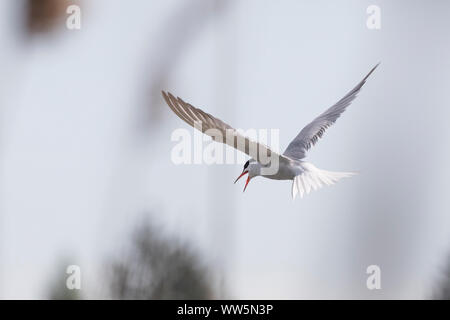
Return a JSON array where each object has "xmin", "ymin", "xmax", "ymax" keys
[{"xmin": 138, "ymin": 0, "xmax": 231, "ymax": 134}]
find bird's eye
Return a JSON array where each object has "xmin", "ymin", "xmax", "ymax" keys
[{"xmin": 244, "ymin": 160, "xmax": 249, "ymax": 170}]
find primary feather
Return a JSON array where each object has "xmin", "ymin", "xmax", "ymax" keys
[{"xmin": 283, "ymin": 63, "xmax": 379, "ymax": 160}]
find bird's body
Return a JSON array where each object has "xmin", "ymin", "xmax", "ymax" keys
[
  {"xmin": 248, "ymin": 157, "xmax": 302, "ymax": 180},
  {"xmin": 162, "ymin": 63, "xmax": 378, "ymax": 199},
  {"xmin": 263, "ymin": 158, "xmax": 301, "ymax": 180}
]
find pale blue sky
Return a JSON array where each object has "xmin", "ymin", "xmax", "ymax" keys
[{"xmin": 1, "ymin": 0, "xmax": 449, "ymax": 298}]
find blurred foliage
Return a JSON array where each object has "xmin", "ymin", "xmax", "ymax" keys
[
  {"xmin": 433, "ymin": 256, "xmax": 450, "ymax": 300},
  {"xmin": 25, "ymin": 0, "xmax": 73, "ymax": 35},
  {"xmin": 47, "ymin": 258, "xmax": 82, "ymax": 300},
  {"xmin": 108, "ymin": 220, "xmax": 214, "ymax": 299}
]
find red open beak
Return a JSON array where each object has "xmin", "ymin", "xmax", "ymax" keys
[
  {"xmin": 234, "ymin": 170, "xmax": 248, "ymax": 184},
  {"xmin": 234, "ymin": 170, "xmax": 251, "ymax": 192}
]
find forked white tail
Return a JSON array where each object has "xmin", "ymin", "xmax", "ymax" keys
[{"xmin": 292, "ymin": 162, "xmax": 357, "ymax": 199}]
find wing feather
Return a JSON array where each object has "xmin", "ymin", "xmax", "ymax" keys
[
  {"xmin": 283, "ymin": 63, "xmax": 379, "ymax": 160},
  {"xmin": 163, "ymin": 93, "xmax": 194, "ymax": 126},
  {"xmin": 162, "ymin": 91, "xmax": 283, "ymax": 163}
]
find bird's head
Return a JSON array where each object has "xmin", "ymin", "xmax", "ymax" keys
[{"xmin": 234, "ymin": 159, "xmax": 261, "ymax": 192}]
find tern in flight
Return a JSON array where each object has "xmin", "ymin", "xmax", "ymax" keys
[{"xmin": 162, "ymin": 63, "xmax": 379, "ymax": 199}]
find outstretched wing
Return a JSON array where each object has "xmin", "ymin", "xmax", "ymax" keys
[
  {"xmin": 162, "ymin": 91, "xmax": 283, "ymax": 163},
  {"xmin": 283, "ymin": 63, "xmax": 379, "ymax": 160}
]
